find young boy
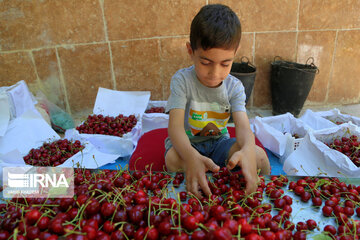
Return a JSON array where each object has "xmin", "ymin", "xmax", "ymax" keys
[{"xmin": 165, "ymin": 4, "xmax": 270, "ymax": 198}]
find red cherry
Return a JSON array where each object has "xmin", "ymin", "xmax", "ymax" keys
[
  {"xmin": 274, "ymin": 198, "xmax": 286, "ymax": 208},
  {"xmin": 37, "ymin": 216, "xmax": 50, "ymax": 230},
  {"xmin": 175, "ymin": 232, "xmax": 190, "ymax": 240},
  {"xmin": 191, "ymin": 230, "xmax": 206, "ymax": 240},
  {"xmin": 145, "ymin": 227, "xmax": 159, "ymax": 240},
  {"xmin": 192, "ymin": 211, "xmax": 205, "ymax": 224},
  {"xmin": 128, "ymin": 208, "xmax": 144, "ymax": 223},
  {"xmin": 39, "ymin": 232, "xmax": 52, "ymax": 240},
  {"xmin": 26, "ymin": 226, "xmax": 40, "ymax": 240},
  {"xmin": 322, "ymin": 206, "xmax": 333, "ymax": 217},
  {"xmin": 289, "ymin": 181, "xmax": 297, "ymax": 190},
  {"xmin": 283, "ymin": 205, "xmax": 292, "ymax": 213},
  {"xmin": 336, "ymin": 212, "xmax": 349, "ymax": 225},
  {"xmin": 110, "ymin": 230, "xmax": 126, "ymax": 240},
  {"xmin": 49, "ymin": 218, "xmax": 64, "ymax": 235},
  {"xmin": 324, "ymin": 225, "xmax": 336, "ymax": 235},
  {"xmin": 296, "ymin": 221, "xmax": 308, "ymax": 231},
  {"xmin": 179, "ymin": 191, "xmax": 187, "ymax": 201},
  {"xmin": 158, "ymin": 221, "xmax": 172, "ymax": 236},
  {"xmin": 282, "ymin": 195, "xmax": 293, "ymax": 205},
  {"xmin": 329, "ymin": 196, "xmax": 340, "ymax": 204},
  {"xmin": 82, "ymin": 226, "xmax": 97, "ymax": 240},
  {"xmin": 300, "ymin": 191, "xmax": 311, "ymax": 202},
  {"xmin": 333, "ymin": 205, "xmax": 344, "ymax": 217},
  {"xmin": 0, "ymin": 230, "xmax": 10, "ymax": 240},
  {"xmin": 25, "ymin": 209, "xmax": 42, "ymax": 225},
  {"xmin": 296, "ymin": 179, "xmax": 307, "ymax": 186},
  {"xmin": 306, "ymin": 219, "xmax": 317, "ymax": 230},
  {"xmin": 86, "ymin": 218, "xmax": 99, "ymax": 230},
  {"xmin": 293, "ymin": 231, "xmax": 307, "ymax": 240},
  {"xmin": 312, "ymin": 197, "xmax": 322, "ymax": 206},
  {"xmin": 223, "ymin": 219, "xmax": 238, "ymax": 235},
  {"xmin": 269, "ymin": 189, "xmax": 282, "ymax": 199},
  {"xmin": 183, "ymin": 215, "xmax": 198, "ymax": 231},
  {"xmin": 267, "ymin": 220, "xmax": 280, "ymax": 232},
  {"xmin": 252, "ymin": 216, "xmax": 266, "ymax": 228},
  {"xmin": 325, "ymin": 199, "xmax": 336, "ymax": 208},
  {"xmin": 122, "ymin": 223, "xmax": 135, "ymax": 238},
  {"xmin": 213, "ymin": 227, "xmax": 232, "ymax": 240},
  {"xmin": 294, "ymin": 186, "xmax": 305, "ymax": 196},
  {"xmin": 343, "ymin": 206, "xmax": 354, "ymax": 217},
  {"xmin": 102, "ymin": 221, "xmax": 115, "ymax": 233},
  {"xmin": 85, "ymin": 199, "xmax": 100, "ymax": 217},
  {"xmin": 134, "ymin": 227, "xmax": 146, "ymax": 240},
  {"xmin": 100, "ymin": 202, "xmax": 116, "ymax": 217},
  {"xmin": 283, "ymin": 220, "xmax": 295, "ymax": 231},
  {"xmin": 239, "ymin": 220, "xmax": 253, "ymax": 235},
  {"xmin": 344, "ymin": 200, "xmax": 355, "ymax": 208},
  {"xmin": 356, "ymin": 207, "xmax": 360, "ymax": 217}
]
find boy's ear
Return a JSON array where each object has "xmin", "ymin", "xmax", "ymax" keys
[{"xmin": 186, "ymin": 42, "xmax": 193, "ymax": 56}]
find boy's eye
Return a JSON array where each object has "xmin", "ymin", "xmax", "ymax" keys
[
  {"xmin": 200, "ymin": 61, "xmax": 210, "ymax": 65},
  {"xmin": 222, "ymin": 61, "xmax": 232, "ymax": 67}
]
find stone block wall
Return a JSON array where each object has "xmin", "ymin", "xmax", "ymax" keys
[{"xmin": 1, "ymin": 0, "xmax": 360, "ymax": 116}]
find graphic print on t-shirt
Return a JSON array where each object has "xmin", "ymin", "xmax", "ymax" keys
[{"xmin": 187, "ymin": 100, "xmax": 230, "ymax": 136}]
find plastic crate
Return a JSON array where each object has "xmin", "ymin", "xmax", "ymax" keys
[
  {"xmin": 280, "ymin": 136, "xmax": 304, "ymax": 164},
  {"xmin": 293, "ymin": 138, "xmax": 303, "ymax": 151}
]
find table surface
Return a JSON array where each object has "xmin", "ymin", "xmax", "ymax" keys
[{"xmin": 2, "ymin": 153, "xmax": 359, "ymax": 239}]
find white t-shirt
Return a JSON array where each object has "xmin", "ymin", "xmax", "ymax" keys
[{"xmin": 166, "ymin": 65, "xmax": 246, "ymax": 143}]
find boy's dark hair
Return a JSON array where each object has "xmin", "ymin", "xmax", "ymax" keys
[{"xmin": 190, "ymin": 4, "xmax": 241, "ymax": 51}]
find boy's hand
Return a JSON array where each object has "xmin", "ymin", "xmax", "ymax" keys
[
  {"xmin": 226, "ymin": 150, "xmax": 258, "ymax": 194},
  {"xmin": 184, "ymin": 153, "xmax": 220, "ymax": 199}
]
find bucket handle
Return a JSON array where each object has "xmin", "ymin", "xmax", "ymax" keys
[
  {"xmin": 273, "ymin": 56, "xmax": 283, "ymax": 62},
  {"xmin": 240, "ymin": 56, "xmax": 256, "ymax": 68},
  {"xmin": 273, "ymin": 56, "xmax": 320, "ymax": 74},
  {"xmin": 284, "ymin": 62, "xmax": 320, "ymax": 74},
  {"xmin": 306, "ymin": 57, "xmax": 315, "ymax": 65},
  {"xmin": 305, "ymin": 57, "xmax": 320, "ymax": 74}
]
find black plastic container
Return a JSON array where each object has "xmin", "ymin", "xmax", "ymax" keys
[
  {"xmin": 230, "ymin": 57, "xmax": 256, "ymax": 104},
  {"xmin": 271, "ymin": 57, "xmax": 318, "ymax": 117}
]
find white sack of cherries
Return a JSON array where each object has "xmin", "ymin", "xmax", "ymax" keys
[{"xmin": 65, "ymin": 113, "xmax": 141, "ymax": 156}]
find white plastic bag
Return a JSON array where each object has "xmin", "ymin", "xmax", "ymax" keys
[
  {"xmin": 0, "ymin": 139, "xmax": 119, "ymax": 171},
  {"xmin": 253, "ymin": 113, "xmax": 311, "ymax": 162},
  {"xmin": 0, "ymin": 91, "xmax": 10, "ymax": 136},
  {"xmin": 2, "ymin": 80, "xmax": 37, "ymax": 119},
  {"xmin": 283, "ymin": 123, "xmax": 360, "ymax": 177},
  {"xmin": 0, "ymin": 110, "xmax": 60, "ymax": 156},
  {"xmin": 142, "ymin": 100, "xmax": 169, "ymax": 134},
  {"xmin": 43, "ymin": 138, "xmax": 119, "ymax": 169},
  {"xmin": 0, "ymin": 80, "xmax": 38, "ymax": 136},
  {"xmin": 35, "ymin": 91, "xmax": 74, "ymax": 132},
  {"xmin": 65, "ymin": 118, "xmax": 141, "ymax": 157},
  {"xmin": 0, "ymin": 150, "xmax": 26, "ymax": 181},
  {"xmin": 299, "ymin": 109, "xmax": 337, "ymax": 131},
  {"xmin": 314, "ymin": 108, "xmax": 360, "ymax": 127},
  {"xmin": 66, "ymin": 88, "xmax": 150, "ymax": 156}
]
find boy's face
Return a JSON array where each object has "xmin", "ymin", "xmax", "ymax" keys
[{"xmin": 187, "ymin": 42, "xmax": 237, "ymax": 88}]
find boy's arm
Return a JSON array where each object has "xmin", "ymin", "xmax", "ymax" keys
[
  {"xmin": 226, "ymin": 111, "xmax": 258, "ymax": 194},
  {"xmin": 168, "ymin": 108, "xmax": 220, "ymax": 198}
]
